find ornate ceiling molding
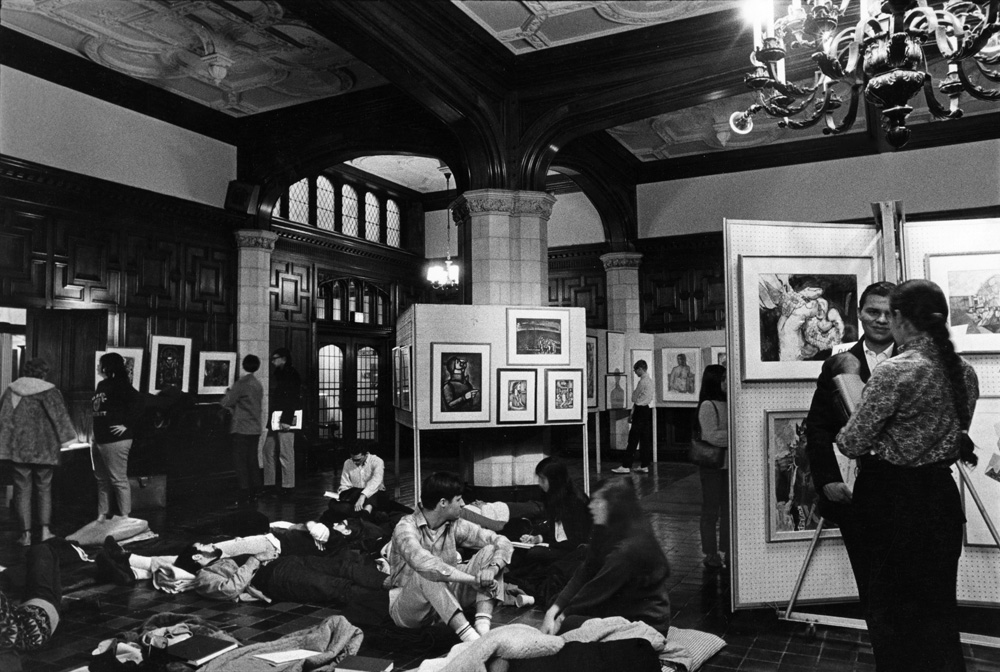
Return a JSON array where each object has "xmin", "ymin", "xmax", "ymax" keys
[
  {"xmin": 600, "ymin": 251, "xmax": 643, "ymax": 270},
  {"xmin": 234, "ymin": 229, "xmax": 278, "ymax": 250}
]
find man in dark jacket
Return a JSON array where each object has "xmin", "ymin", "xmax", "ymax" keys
[
  {"xmin": 805, "ymin": 280, "xmax": 895, "ymax": 608},
  {"xmin": 263, "ymin": 348, "xmax": 301, "ymax": 497}
]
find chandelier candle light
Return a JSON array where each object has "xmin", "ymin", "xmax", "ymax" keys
[
  {"xmin": 426, "ymin": 167, "xmax": 460, "ymax": 291},
  {"xmin": 730, "ymin": 0, "xmax": 1000, "ymax": 147}
]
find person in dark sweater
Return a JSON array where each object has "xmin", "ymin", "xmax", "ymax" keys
[
  {"xmin": 541, "ymin": 477, "xmax": 670, "ymax": 635},
  {"xmin": 263, "ymin": 348, "xmax": 301, "ymax": 497},
  {"xmin": 522, "ymin": 457, "xmax": 592, "ymax": 550},
  {"xmin": 91, "ymin": 352, "xmax": 144, "ymax": 521}
]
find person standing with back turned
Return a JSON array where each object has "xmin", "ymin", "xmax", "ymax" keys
[
  {"xmin": 264, "ymin": 348, "xmax": 301, "ymax": 498},
  {"xmin": 221, "ymin": 354, "xmax": 264, "ymax": 506}
]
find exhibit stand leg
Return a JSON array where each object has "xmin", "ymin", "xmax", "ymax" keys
[
  {"xmin": 594, "ymin": 411, "xmax": 602, "ymax": 475},
  {"xmin": 582, "ymin": 421, "xmax": 590, "ymax": 496},
  {"xmin": 394, "ymin": 422, "xmax": 401, "ymax": 502},
  {"xmin": 413, "ymin": 428, "xmax": 422, "ymax": 509},
  {"xmin": 652, "ymin": 408, "xmax": 658, "ymax": 466},
  {"xmin": 781, "ymin": 469, "xmax": 1000, "ymax": 648}
]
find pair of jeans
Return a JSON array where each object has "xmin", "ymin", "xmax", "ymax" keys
[
  {"xmin": 231, "ymin": 433, "xmax": 263, "ymax": 492},
  {"xmin": 94, "ymin": 440, "xmax": 132, "ymax": 517},
  {"xmin": 622, "ymin": 405, "xmax": 653, "ymax": 468},
  {"xmin": 698, "ymin": 467, "xmax": 729, "ymax": 556},
  {"xmin": 13, "ymin": 464, "xmax": 53, "ymax": 532},
  {"xmin": 262, "ymin": 431, "xmax": 295, "ymax": 488}
]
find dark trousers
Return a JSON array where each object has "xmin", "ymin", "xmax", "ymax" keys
[
  {"xmin": 251, "ymin": 552, "xmax": 387, "ymax": 605},
  {"xmin": 622, "ymin": 405, "xmax": 653, "ymax": 468},
  {"xmin": 822, "ymin": 499, "xmax": 871, "ymax": 610},
  {"xmin": 853, "ymin": 462, "xmax": 966, "ymax": 672},
  {"xmin": 339, "ymin": 487, "xmax": 386, "ymax": 512},
  {"xmin": 25, "ymin": 543, "xmax": 61, "ymax": 611},
  {"xmin": 231, "ymin": 434, "xmax": 263, "ymax": 493},
  {"xmin": 699, "ymin": 467, "xmax": 729, "ymax": 555}
]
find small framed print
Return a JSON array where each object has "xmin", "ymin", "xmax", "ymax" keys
[
  {"xmin": 606, "ymin": 331, "xmax": 626, "ymax": 374},
  {"xmin": 708, "ymin": 346, "xmax": 727, "ymax": 368},
  {"xmin": 198, "ymin": 351, "xmax": 237, "ymax": 394},
  {"xmin": 605, "ymin": 374, "xmax": 628, "ymax": 409},
  {"xmin": 586, "ymin": 335, "xmax": 599, "ymax": 408},
  {"xmin": 926, "ymin": 251, "xmax": 1000, "ymax": 353},
  {"xmin": 496, "ymin": 368, "xmax": 537, "ymax": 424},
  {"xmin": 94, "ymin": 348, "xmax": 144, "ymax": 391},
  {"xmin": 148, "ymin": 336, "xmax": 192, "ymax": 393},
  {"xmin": 507, "ymin": 308, "xmax": 571, "ymax": 365},
  {"xmin": 392, "ymin": 347, "xmax": 401, "ymax": 408},
  {"xmin": 545, "ymin": 368, "xmax": 584, "ymax": 423},
  {"xmin": 431, "ymin": 343, "xmax": 490, "ymax": 423},
  {"xmin": 400, "ymin": 345, "xmax": 412, "ymax": 412}
]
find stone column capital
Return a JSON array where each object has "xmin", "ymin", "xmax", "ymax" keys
[
  {"xmin": 452, "ymin": 189, "xmax": 557, "ymax": 226},
  {"xmin": 235, "ymin": 229, "xmax": 279, "ymax": 250},
  {"xmin": 600, "ymin": 251, "xmax": 643, "ymax": 271}
]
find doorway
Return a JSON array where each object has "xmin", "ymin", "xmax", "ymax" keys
[{"xmin": 317, "ymin": 335, "xmax": 388, "ymax": 447}]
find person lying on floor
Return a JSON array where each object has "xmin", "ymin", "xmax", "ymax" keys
[
  {"xmin": 386, "ymin": 471, "xmax": 513, "ymax": 643},
  {"xmin": 0, "ymin": 543, "xmax": 65, "ymax": 671},
  {"xmin": 540, "ymin": 476, "xmax": 671, "ymax": 636}
]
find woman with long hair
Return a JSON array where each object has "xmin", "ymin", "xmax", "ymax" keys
[
  {"xmin": 540, "ymin": 476, "xmax": 670, "ymax": 635},
  {"xmin": 522, "ymin": 457, "xmax": 591, "ymax": 550},
  {"xmin": 696, "ymin": 364, "xmax": 729, "ymax": 568},
  {"xmin": 838, "ymin": 279, "xmax": 978, "ymax": 672},
  {"xmin": 92, "ymin": 352, "xmax": 144, "ymax": 522}
]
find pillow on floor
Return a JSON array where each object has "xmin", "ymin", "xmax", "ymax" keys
[
  {"xmin": 67, "ymin": 517, "xmax": 149, "ymax": 546},
  {"xmin": 659, "ymin": 627, "xmax": 725, "ymax": 672}
]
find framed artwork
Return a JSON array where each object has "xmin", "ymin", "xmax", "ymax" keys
[
  {"xmin": 148, "ymin": 336, "xmax": 192, "ymax": 393},
  {"xmin": 430, "ymin": 343, "xmax": 490, "ymax": 423},
  {"xmin": 606, "ymin": 331, "xmax": 626, "ymax": 374},
  {"xmin": 586, "ymin": 335, "xmax": 599, "ymax": 408},
  {"xmin": 926, "ymin": 251, "xmax": 1000, "ymax": 353},
  {"xmin": 94, "ymin": 348, "xmax": 144, "ymax": 391},
  {"xmin": 496, "ymin": 368, "xmax": 537, "ymax": 424},
  {"xmin": 963, "ymin": 396, "xmax": 1000, "ymax": 546},
  {"xmin": 400, "ymin": 346, "xmax": 412, "ymax": 412},
  {"xmin": 739, "ymin": 255, "xmax": 874, "ymax": 381},
  {"xmin": 709, "ymin": 346, "xmax": 727, "ymax": 368},
  {"xmin": 660, "ymin": 347, "xmax": 700, "ymax": 403},
  {"xmin": 197, "ymin": 351, "xmax": 237, "ymax": 394},
  {"xmin": 765, "ymin": 409, "xmax": 850, "ymax": 542},
  {"xmin": 545, "ymin": 369, "xmax": 584, "ymax": 423},
  {"xmin": 391, "ymin": 347, "xmax": 401, "ymax": 408},
  {"xmin": 506, "ymin": 308, "xmax": 570, "ymax": 365},
  {"xmin": 605, "ymin": 374, "xmax": 628, "ymax": 409}
]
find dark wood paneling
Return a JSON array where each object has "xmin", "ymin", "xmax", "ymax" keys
[
  {"xmin": 547, "ymin": 244, "xmax": 608, "ymax": 328},
  {"xmin": 637, "ymin": 233, "xmax": 726, "ymax": 333}
]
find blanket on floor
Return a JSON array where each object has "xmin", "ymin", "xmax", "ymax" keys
[{"xmin": 202, "ymin": 615, "xmax": 362, "ymax": 672}]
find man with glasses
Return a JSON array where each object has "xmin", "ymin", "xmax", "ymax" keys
[
  {"xmin": 263, "ymin": 348, "xmax": 301, "ymax": 498},
  {"xmin": 336, "ymin": 446, "xmax": 386, "ymax": 514}
]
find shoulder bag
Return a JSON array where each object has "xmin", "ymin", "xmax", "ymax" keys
[{"xmin": 689, "ymin": 401, "xmax": 727, "ymax": 469}]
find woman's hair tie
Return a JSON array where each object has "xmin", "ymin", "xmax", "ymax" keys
[{"xmin": 930, "ymin": 312, "xmax": 947, "ymax": 324}]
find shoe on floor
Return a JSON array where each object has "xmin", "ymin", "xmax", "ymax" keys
[
  {"xmin": 103, "ymin": 536, "xmax": 129, "ymax": 562},
  {"xmin": 611, "ymin": 466, "xmax": 631, "ymax": 474},
  {"xmin": 635, "ymin": 466, "xmax": 649, "ymax": 473},
  {"xmin": 95, "ymin": 550, "xmax": 135, "ymax": 586},
  {"xmin": 703, "ymin": 552, "xmax": 723, "ymax": 568}
]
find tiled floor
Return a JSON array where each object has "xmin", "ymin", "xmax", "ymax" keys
[{"xmin": 4, "ymin": 457, "xmax": 1000, "ymax": 671}]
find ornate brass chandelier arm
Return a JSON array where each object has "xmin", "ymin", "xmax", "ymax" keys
[
  {"xmin": 958, "ymin": 61, "xmax": 1000, "ymax": 99},
  {"xmin": 923, "ymin": 78, "xmax": 966, "ymax": 118},
  {"xmin": 821, "ymin": 81, "xmax": 863, "ymax": 133}
]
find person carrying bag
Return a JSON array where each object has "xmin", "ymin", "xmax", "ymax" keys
[{"xmin": 692, "ymin": 365, "xmax": 729, "ymax": 568}]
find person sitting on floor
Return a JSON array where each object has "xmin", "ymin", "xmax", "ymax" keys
[
  {"xmin": 335, "ymin": 446, "xmax": 387, "ymax": 514},
  {"xmin": 541, "ymin": 477, "xmax": 671, "ymax": 636},
  {"xmin": 386, "ymin": 471, "xmax": 513, "ymax": 642}
]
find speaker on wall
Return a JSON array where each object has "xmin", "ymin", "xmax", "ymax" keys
[{"xmin": 224, "ymin": 180, "xmax": 261, "ymax": 215}]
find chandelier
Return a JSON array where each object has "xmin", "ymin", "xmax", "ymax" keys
[
  {"xmin": 426, "ymin": 166, "xmax": 460, "ymax": 291},
  {"xmin": 729, "ymin": 0, "xmax": 1000, "ymax": 148}
]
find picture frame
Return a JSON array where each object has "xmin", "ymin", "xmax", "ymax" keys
[
  {"xmin": 660, "ymin": 347, "xmax": 701, "ymax": 403},
  {"xmin": 391, "ymin": 347, "xmax": 401, "ymax": 408},
  {"xmin": 148, "ymin": 336, "xmax": 192, "ymax": 393},
  {"xmin": 963, "ymin": 396, "xmax": 1000, "ymax": 546},
  {"xmin": 197, "ymin": 351, "xmax": 237, "ymax": 395},
  {"xmin": 586, "ymin": 335, "xmax": 599, "ymax": 408},
  {"xmin": 739, "ymin": 255, "xmax": 874, "ymax": 381},
  {"xmin": 765, "ymin": 409, "xmax": 851, "ymax": 542},
  {"xmin": 545, "ymin": 369, "xmax": 584, "ymax": 423},
  {"xmin": 708, "ymin": 346, "xmax": 727, "ymax": 369},
  {"xmin": 605, "ymin": 374, "xmax": 628, "ymax": 409},
  {"xmin": 606, "ymin": 331, "xmax": 626, "ymax": 374},
  {"xmin": 430, "ymin": 343, "xmax": 490, "ymax": 423},
  {"xmin": 925, "ymin": 251, "xmax": 1000, "ymax": 353},
  {"xmin": 496, "ymin": 368, "xmax": 537, "ymax": 424},
  {"xmin": 630, "ymin": 348, "xmax": 653, "ymax": 406},
  {"xmin": 400, "ymin": 345, "xmax": 412, "ymax": 412},
  {"xmin": 506, "ymin": 308, "xmax": 571, "ymax": 365},
  {"xmin": 94, "ymin": 347, "xmax": 144, "ymax": 391}
]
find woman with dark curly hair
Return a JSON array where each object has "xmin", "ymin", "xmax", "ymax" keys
[
  {"xmin": 838, "ymin": 279, "xmax": 979, "ymax": 672},
  {"xmin": 92, "ymin": 352, "xmax": 144, "ymax": 522}
]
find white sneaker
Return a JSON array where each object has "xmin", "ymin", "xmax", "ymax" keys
[
  {"xmin": 611, "ymin": 466, "xmax": 631, "ymax": 474},
  {"xmin": 635, "ymin": 466, "xmax": 649, "ymax": 473}
]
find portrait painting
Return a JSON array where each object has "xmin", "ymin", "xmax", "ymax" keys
[
  {"xmin": 605, "ymin": 374, "xmax": 628, "ymax": 409},
  {"xmin": 586, "ymin": 335, "xmax": 598, "ymax": 408},
  {"xmin": 926, "ymin": 252, "xmax": 1000, "ymax": 353},
  {"xmin": 496, "ymin": 368, "xmax": 537, "ymax": 424},
  {"xmin": 766, "ymin": 410, "xmax": 846, "ymax": 542},
  {"xmin": 606, "ymin": 331, "xmax": 626, "ymax": 374},
  {"xmin": 506, "ymin": 308, "xmax": 570, "ymax": 365},
  {"xmin": 660, "ymin": 347, "xmax": 700, "ymax": 404},
  {"xmin": 430, "ymin": 343, "xmax": 490, "ymax": 423},
  {"xmin": 739, "ymin": 256, "xmax": 873, "ymax": 381},
  {"xmin": 94, "ymin": 348, "xmax": 144, "ymax": 391},
  {"xmin": 545, "ymin": 369, "xmax": 584, "ymax": 423},
  {"xmin": 198, "ymin": 351, "xmax": 237, "ymax": 395},
  {"xmin": 963, "ymin": 396, "xmax": 1000, "ymax": 546},
  {"xmin": 148, "ymin": 336, "xmax": 192, "ymax": 394}
]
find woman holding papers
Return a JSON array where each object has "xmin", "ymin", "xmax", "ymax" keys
[{"xmin": 838, "ymin": 279, "xmax": 979, "ymax": 672}]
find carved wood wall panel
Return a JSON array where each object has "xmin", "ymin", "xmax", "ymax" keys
[
  {"xmin": 547, "ymin": 243, "xmax": 608, "ymax": 328},
  {"xmin": 637, "ymin": 232, "xmax": 725, "ymax": 332}
]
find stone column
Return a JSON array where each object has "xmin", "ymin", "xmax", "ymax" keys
[
  {"xmin": 600, "ymin": 252, "xmax": 643, "ymax": 333},
  {"xmin": 235, "ymin": 229, "xmax": 277, "ymax": 438},
  {"xmin": 453, "ymin": 189, "xmax": 557, "ymax": 307}
]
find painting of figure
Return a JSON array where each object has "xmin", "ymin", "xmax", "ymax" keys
[
  {"xmin": 431, "ymin": 343, "xmax": 490, "ymax": 423},
  {"xmin": 758, "ymin": 273, "xmax": 858, "ymax": 362},
  {"xmin": 554, "ymin": 379, "xmax": 574, "ymax": 409},
  {"xmin": 507, "ymin": 379, "xmax": 527, "ymax": 411},
  {"xmin": 660, "ymin": 348, "xmax": 700, "ymax": 404},
  {"xmin": 515, "ymin": 318, "xmax": 562, "ymax": 356},
  {"xmin": 148, "ymin": 336, "xmax": 191, "ymax": 393},
  {"xmin": 506, "ymin": 308, "xmax": 570, "ymax": 365},
  {"xmin": 496, "ymin": 368, "xmax": 535, "ymax": 424},
  {"xmin": 545, "ymin": 369, "xmax": 584, "ymax": 422}
]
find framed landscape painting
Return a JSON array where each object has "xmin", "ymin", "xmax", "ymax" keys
[
  {"xmin": 739, "ymin": 255, "xmax": 873, "ymax": 381},
  {"xmin": 660, "ymin": 347, "xmax": 700, "ymax": 404},
  {"xmin": 926, "ymin": 251, "xmax": 1000, "ymax": 353},
  {"xmin": 586, "ymin": 335, "xmax": 599, "ymax": 408},
  {"xmin": 197, "ymin": 351, "xmax": 237, "ymax": 394},
  {"xmin": 148, "ymin": 336, "xmax": 192, "ymax": 393},
  {"xmin": 506, "ymin": 308, "xmax": 570, "ymax": 365},
  {"xmin": 430, "ymin": 343, "xmax": 490, "ymax": 423},
  {"xmin": 496, "ymin": 368, "xmax": 537, "ymax": 424},
  {"xmin": 963, "ymin": 396, "xmax": 1000, "ymax": 546},
  {"xmin": 545, "ymin": 369, "xmax": 584, "ymax": 423},
  {"xmin": 94, "ymin": 347, "xmax": 144, "ymax": 391}
]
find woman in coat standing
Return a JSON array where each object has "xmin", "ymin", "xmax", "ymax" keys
[
  {"xmin": 92, "ymin": 352, "xmax": 144, "ymax": 522},
  {"xmin": 0, "ymin": 358, "xmax": 76, "ymax": 546}
]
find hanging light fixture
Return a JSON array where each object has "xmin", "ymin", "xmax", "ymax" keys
[
  {"xmin": 426, "ymin": 165, "xmax": 460, "ymax": 291},
  {"xmin": 730, "ymin": 0, "xmax": 1000, "ymax": 148}
]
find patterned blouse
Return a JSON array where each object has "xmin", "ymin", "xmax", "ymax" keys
[
  {"xmin": 837, "ymin": 335, "xmax": 978, "ymax": 467},
  {"xmin": 0, "ymin": 591, "xmax": 52, "ymax": 652}
]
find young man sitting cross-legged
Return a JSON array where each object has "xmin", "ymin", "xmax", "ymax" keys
[{"xmin": 387, "ymin": 471, "xmax": 513, "ymax": 642}]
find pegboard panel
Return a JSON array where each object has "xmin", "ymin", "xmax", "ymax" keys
[
  {"xmin": 904, "ymin": 218, "xmax": 1000, "ymax": 605},
  {"xmin": 726, "ymin": 219, "xmax": 878, "ymax": 609}
]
